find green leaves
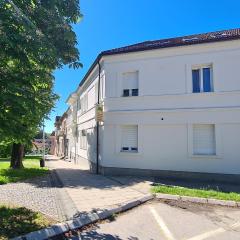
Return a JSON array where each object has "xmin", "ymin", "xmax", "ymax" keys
[{"xmin": 0, "ymin": 0, "xmax": 82, "ymax": 145}]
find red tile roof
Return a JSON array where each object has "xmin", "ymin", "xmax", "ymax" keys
[{"xmin": 102, "ymin": 28, "xmax": 240, "ymax": 56}]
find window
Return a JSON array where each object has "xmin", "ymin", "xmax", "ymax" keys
[
  {"xmin": 193, "ymin": 124, "xmax": 216, "ymax": 155},
  {"xmin": 80, "ymin": 129, "xmax": 87, "ymax": 149},
  {"xmin": 132, "ymin": 89, "xmax": 139, "ymax": 96},
  {"xmin": 123, "ymin": 89, "xmax": 130, "ymax": 97},
  {"xmin": 77, "ymin": 97, "xmax": 81, "ymax": 111},
  {"xmin": 80, "ymin": 95, "xmax": 88, "ymax": 114},
  {"xmin": 122, "ymin": 71, "xmax": 139, "ymax": 97},
  {"xmin": 88, "ymin": 86, "xmax": 95, "ymax": 109},
  {"xmin": 121, "ymin": 125, "xmax": 138, "ymax": 152},
  {"xmin": 192, "ymin": 66, "xmax": 213, "ymax": 93}
]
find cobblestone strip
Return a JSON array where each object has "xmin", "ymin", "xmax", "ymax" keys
[
  {"xmin": 50, "ymin": 169, "xmax": 80, "ymax": 220},
  {"xmin": 0, "ymin": 173, "xmax": 64, "ymax": 221}
]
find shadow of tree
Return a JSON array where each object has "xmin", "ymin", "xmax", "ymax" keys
[
  {"xmin": 0, "ymin": 205, "xmax": 51, "ymax": 239},
  {"xmin": 0, "ymin": 167, "xmax": 48, "ymax": 185},
  {"xmin": 58, "ymin": 222, "xmax": 140, "ymax": 240},
  {"xmin": 72, "ymin": 230, "xmax": 122, "ymax": 240}
]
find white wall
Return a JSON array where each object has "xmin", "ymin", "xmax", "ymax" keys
[
  {"xmin": 102, "ymin": 121, "xmax": 240, "ymax": 174},
  {"xmin": 101, "ymin": 40, "xmax": 240, "ymax": 175},
  {"xmin": 104, "ymin": 40, "xmax": 240, "ymax": 98},
  {"xmin": 72, "ymin": 62, "xmax": 105, "ymax": 165}
]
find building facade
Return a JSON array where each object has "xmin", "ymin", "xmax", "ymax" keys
[{"xmin": 57, "ymin": 28, "xmax": 240, "ymax": 180}]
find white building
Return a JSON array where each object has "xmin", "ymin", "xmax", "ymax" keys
[{"xmin": 65, "ymin": 28, "xmax": 240, "ymax": 181}]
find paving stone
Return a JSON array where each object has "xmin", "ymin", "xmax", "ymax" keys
[{"xmin": 46, "ymin": 158, "xmax": 150, "ymax": 215}]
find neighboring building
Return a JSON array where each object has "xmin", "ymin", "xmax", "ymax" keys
[
  {"xmin": 49, "ymin": 131, "xmax": 56, "ymax": 155},
  {"xmin": 55, "ymin": 113, "xmax": 68, "ymax": 158},
  {"xmin": 32, "ymin": 138, "xmax": 52, "ymax": 155},
  {"xmin": 57, "ymin": 28, "xmax": 240, "ymax": 180}
]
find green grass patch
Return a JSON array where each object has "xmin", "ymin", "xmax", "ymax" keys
[
  {"xmin": 0, "ymin": 205, "xmax": 53, "ymax": 239},
  {"xmin": 0, "ymin": 157, "xmax": 48, "ymax": 185},
  {"xmin": 152, "ymin": 185, "xmax": 240, "ymax": 202}
]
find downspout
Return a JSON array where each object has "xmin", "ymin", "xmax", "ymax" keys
[{"xmin": 96, "ymin": 61, "xmax": 101, "ymax": 174}]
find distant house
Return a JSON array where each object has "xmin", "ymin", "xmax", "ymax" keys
[
  {"xmin": 56, "ymin": 28, "xmax": 240, "ymax": 181},
  {"xmin": 32, "ymin": 138, "xmax": 52, "ymax": 155},
  {"xmin": 54, "ymin": 113, "xmax": 68, "ymax": 158}
]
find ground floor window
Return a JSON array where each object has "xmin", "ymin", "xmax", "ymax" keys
[
  {"xmin": 80, "ymin": 129, "xmax": 87, "ymax": 150},
  {"xmin": 121, "ymin": 125, "xmax": 138, "ymax": 152},
  {"xmin": 193, "ymin": 124, "xmax": 216, "ymax": 155}
]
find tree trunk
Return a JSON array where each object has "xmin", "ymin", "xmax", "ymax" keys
[{"xmin": 10, "ymin": 143, "xmax": 24, "ymax": 169}]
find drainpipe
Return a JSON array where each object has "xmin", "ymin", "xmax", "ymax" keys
[{"xmin": 96, "ymin": 61, "xmax": 101, "ymax": 174}]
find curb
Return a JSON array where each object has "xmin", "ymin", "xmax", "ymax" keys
[
  {"xmin": 155, "ymin": 193, "xmax": 240, "ymax": 207},
  {"xmin": 11, "ymin": 194, "xmax": 154, "ymax": 240}
]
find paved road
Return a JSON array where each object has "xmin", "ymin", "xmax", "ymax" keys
[{"xmin": 67, "ymin": 200, "xmax": 240, "ymax": 240}]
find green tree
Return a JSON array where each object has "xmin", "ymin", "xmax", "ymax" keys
[{"xmin": 0, "ymin": 0, "xmax": 82, "ymax": 168}]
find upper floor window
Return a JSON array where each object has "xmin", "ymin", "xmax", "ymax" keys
[
  {"xmin": 80, "ymin": 95, "xmax": 88, "ymax": 114},
  {"xmin": 192, "ymin": 65, "xmax": 213, "ymax": 93},
  {"xmin": 77, "ymin": 97, "xmax": 81, "ymax": 111},
  {"xmin": 88, "ymin": 86, "xmax": 95, "ymax": 109},
  {"xmin": 122, "ymin": 71, "xmax": 139, "ymax": 97}
]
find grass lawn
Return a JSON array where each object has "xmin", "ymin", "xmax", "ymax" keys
[
  {"xmin": 0, "ymin": 156, "xmax": 48, "ymax": 185},
  {"xmin": 152, "ymin": 185, "xmax": 240, "ymax": 202},
  {"xmin": 0, "ymin": 205, "xmax": 54, "ymax": 240}
]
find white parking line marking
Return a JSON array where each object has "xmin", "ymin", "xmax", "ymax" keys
[
  {"xmin": 186, "ymin": 221, "xmax": 240, "ymax": 240},
  {"xmin": 149, "ymin": 206, "xmax": 176, "ymax": 240}
]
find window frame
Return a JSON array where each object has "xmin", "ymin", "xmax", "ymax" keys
[{"xmin": 192, "ymin": 64, "xmax": 213, "ymax": 93}]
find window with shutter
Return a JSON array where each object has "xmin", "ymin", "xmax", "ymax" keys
[
  {"xmin": 88, "ymin": 86, "xmax": 95, "ymax": 109},
  {"xmin": 80, "ymin": 129, "xmax": 87, "ymax": 150},
  {"xmin": 193, "ymin": 124, "xmax": 216, "ymax": 155},
  {"xmin": 121, "ymin": 125, "xmax": 138, "ymax": 152},
  {"xmin": 122, "ymin": 71, "xmax": 139, "ymax": 97}
]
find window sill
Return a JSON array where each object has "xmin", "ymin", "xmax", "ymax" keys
[
  {"xmin": 121, "ymin": 95, "xmax": 139, "ymax": 98},
  {"xmin": 118, "ymin": 151, "xmax": 142, "ymax": 156},
  {"xmin": 192, "ymin": 91, "xmax": 214, "ymax": 94},
  {"xmin": 190, "ymin": 154, "xmax": 222, "ymax": 159}
]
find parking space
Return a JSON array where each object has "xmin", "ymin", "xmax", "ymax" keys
[{"xmin": 70, "ymin": 200, "xmax": 240, "ymax": 240}]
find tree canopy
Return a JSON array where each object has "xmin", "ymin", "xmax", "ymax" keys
[{"xmin": 0, "ymin": 0, "xmax": 82, "ymax": 166}]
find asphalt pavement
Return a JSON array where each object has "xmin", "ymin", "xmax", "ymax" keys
[{"xmin": 66, "ymin": 200, "xmax": 240, "ymax": 240}]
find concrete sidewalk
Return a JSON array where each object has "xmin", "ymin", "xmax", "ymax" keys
[{"xmin": 46, "ymin": 156, "xmax": 152, "ymax": 219}]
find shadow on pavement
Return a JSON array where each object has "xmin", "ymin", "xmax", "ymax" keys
[{"xmin": 76, "ymin": 230, "xmax": 122, "ymax": 240}]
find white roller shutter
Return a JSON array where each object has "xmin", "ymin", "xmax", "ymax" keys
[
  {"xmin": 88, "ymin": 86, "xmax": 95, "ymax": 109},
  {"xmin": 122, "ymin": 72, "xmax": 138, "ymax": 89},
  {"xmin": 121, "ymin": 125, "xmax": 138, "ymax": 151},
  {"xmin": 193, "ymin": 124, "xmax": 216, "ymax": 155}
]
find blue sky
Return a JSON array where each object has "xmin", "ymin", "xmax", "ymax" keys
[{"xmin": 45, "ymin": 0, "xmax": 240, "ymax": 132}]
